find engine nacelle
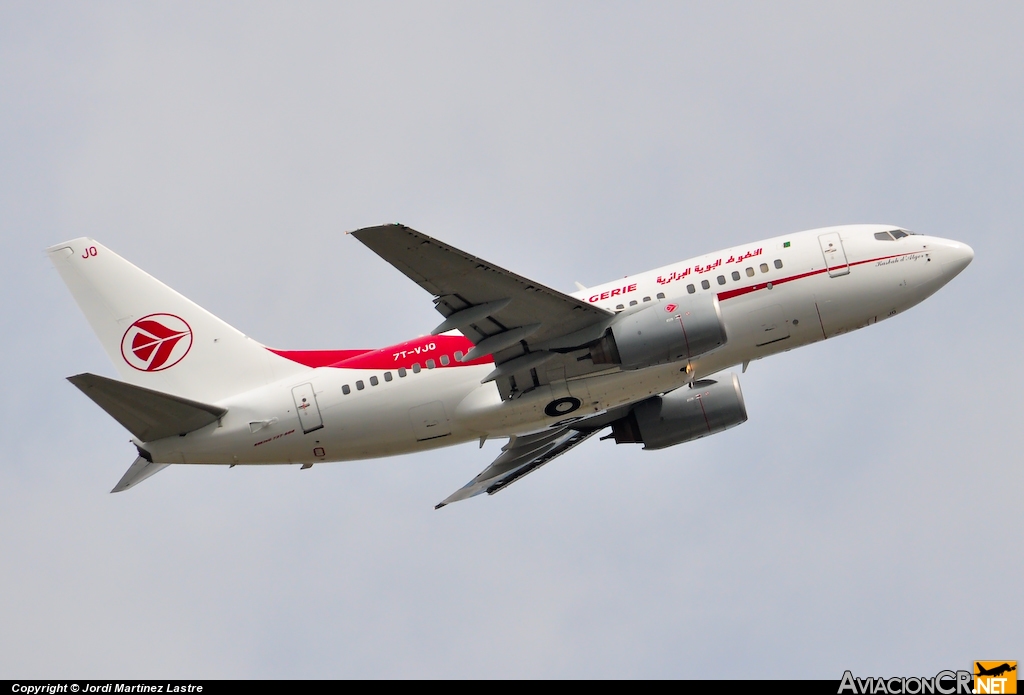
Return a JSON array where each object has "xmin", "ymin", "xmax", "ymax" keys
[
  {"xmin": 610, "ymin": 374, "xmax": 747, "ymax": 449},
  {"xmin": 590, "ymin": 296, "xmax": 727, "ymax": 369}
]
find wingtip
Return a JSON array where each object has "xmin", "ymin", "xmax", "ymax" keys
[
  {"xmin": 349, "ymin": 223, "xmax": 408, "ymax": 236},
  {"xmin": 434, "ymin": 502, "xmax": 447, "ymax": 510}
]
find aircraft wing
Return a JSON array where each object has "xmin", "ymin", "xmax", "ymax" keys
[
  {"xmin": 435, "ymin": 426, "xmax": 600, "ymax": 508},
  {"xmin": 434, "ymin": 405, "xmax": 630, "ymax": 508},
  {"xmin": 350, "ymin": 225, "xmax": 615, "ymax": 396}
]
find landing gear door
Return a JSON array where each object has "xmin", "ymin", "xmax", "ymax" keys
[
  {"xmin": 410, "ymin": 401, "xmax": 451, "ymax": 441},
  {"xmin": 748, "ymin": 304, "xmax": 791, "ymax": 347},
  {"xmin": 818, "ymin": 232, "xmax": 850, "ymax": 277},
  {"xmin": 292, "ymin": 383, "xmax": 323, "ymax": 434}
]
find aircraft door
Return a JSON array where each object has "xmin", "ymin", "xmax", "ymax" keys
[
  {"xmin": 747, "ymin": 304, "xmax": 791, "ymax": 347},
  {"xmin": 818, "ymin": 232, "xmax": 850, "ymax": 277},
  {"xmin": 292, "ymin": 383, "xmax": 324, "ymax": 434},
  {"xmin": 410, "ymin": 401, "xmax": 451, "ymax": 441}
]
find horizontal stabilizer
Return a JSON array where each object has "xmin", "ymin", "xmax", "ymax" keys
[
  {"xmin": 111, "ymin": 456, "xmax": 170, "ymax": 493},
  {"xmin": 68, "ymin": 373, "xmax": 226, "ymax": 442}
]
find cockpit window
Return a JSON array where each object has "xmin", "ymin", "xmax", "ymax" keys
[
  {"xmin": 874, "ymin": 231, "xmax": 895, "ymax": 241},
  {"xmin": 891, "ymin": 229, "xmax": 909, "ymax": 239}
]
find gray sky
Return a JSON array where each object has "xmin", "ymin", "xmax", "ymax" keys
[{"xmin": 1, "ymin": 1, "xmax": 1021, "ymax": 678}]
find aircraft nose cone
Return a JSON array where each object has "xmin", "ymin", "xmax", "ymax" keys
[{"xmin": 942, "ymin": 241, "xmax": 974, "ymax": 279}]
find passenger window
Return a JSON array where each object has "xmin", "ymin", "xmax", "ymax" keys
[
  {"xmin": 454, "ymin": 351, "xmax": 463, "ymax": 361},
  {"xmin": 412, "ymin": 363, "xmax": 421, "ymax": 373},
  {"xmin": 615, "ymin": 304, "xmax": 624, "ymax": 310},
  {"xmin": 384, "ymin": 372, "xmax": 393, "ymax": 382},
  {"xmin": 731, "ymin": 271, "xmax": 740, "ymax": 281},
  {"xmin": 686, "ymin": 284, "xmax": 695, "ymax": 294},
  {"xmin": 426, "ymin": 359, "xmax": 435, "ymax": 369},
  {"xmin": 701, "ymin": 279, "xmax": 710, "ymax": 290},
  {"xmin": 370, "ymin": 376, "xmax": 379, "ymax": 386},
  {"xmin": 342, "ymin": 384, "xmax": 351, "ymax": 395},
  {"xmin": 643, "ymin": 296, "xmax": 651, "ymax": 302},
  {"xmin": 629, "ymin": 300, "xmax": 638, "ymax": 306},
  {"xmin": 760, "ymin": 263, "xmax": 769, "ymax": 273},
  {"xmin": 774, "ymin": 259, "xmax": 783, "ymax": 269},
  {"xmin": 440, "ymin": 355, "xmax": 450, "ymax": 366},
  {"xmin": 356, "ymin": 380, "xmax": 365, "ymax": 391},
  {"xmin": 656, "ymin": 292, "xmax": 665, "ymax": 299},
  {"xmin": 398, "ymin": 367, "xmax": 407, "ymax": 378},
  {"xmin": 717, "ymin": 275, "xmax": 726, "ymax": 285},
  {"xmin": 746, "ymin": 267, "xmax": 755, "ymax": 277}
]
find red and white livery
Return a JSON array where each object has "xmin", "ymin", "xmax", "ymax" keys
[{"xmin": 48, "ymin": 224, "xmax": 973, "ymax": 507}]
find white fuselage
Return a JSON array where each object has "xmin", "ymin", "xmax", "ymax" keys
[{"xmin": 143, "ymin": 224, "xmax": 972, "ymax": 466}]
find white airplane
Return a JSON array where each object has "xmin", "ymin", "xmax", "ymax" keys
[{"xmin": 49, "ymin": 224, "xmax": 973, "ymax": 507}]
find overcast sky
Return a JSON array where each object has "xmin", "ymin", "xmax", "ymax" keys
[{"xmin": 2, "ymin": 1, "xmax": 1021, "ymax": 679}]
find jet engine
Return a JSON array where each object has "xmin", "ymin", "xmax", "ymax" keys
[
  {"xmin": 590, "ymin": 295, "xmax": 727, "ymax": 370},
  {"xmin": 609, "ymin": 373, "xmax": 747, "ymax": 449}
]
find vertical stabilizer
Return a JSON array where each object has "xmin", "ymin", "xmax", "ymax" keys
[{"xmin": 48, "ymin": 238, "xmax": 307, "ymax": 402}]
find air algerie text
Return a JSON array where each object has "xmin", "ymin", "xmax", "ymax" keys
[
  {"xmin": 838, "ymin": 670, "xmax": 972, "ymax": 694},
  {"xmin": 588, "ymin": 283, "xmax": 637, "ymax": 303}
]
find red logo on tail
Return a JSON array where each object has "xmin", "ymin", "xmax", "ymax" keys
[{"xmin": 121, "ymin": 314, "xmax": 193, "ymax": 372}]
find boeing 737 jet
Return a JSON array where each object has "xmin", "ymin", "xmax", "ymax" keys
[{"xmin": 49, "ymin": 224, "xmax": 973, "ymax": 507}]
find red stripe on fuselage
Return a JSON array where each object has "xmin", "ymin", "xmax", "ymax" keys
[
  {"xmin": 334, "ymin": 334, "xmax": 493, "ymax": 370},
  {"xmin": 272, "ymin": 251, "xmax": 921, "ymax": 368},
  {"xmin": 268, "ymin": 349, "xmax": 373, "ymax": 367},
  {"xmin": 716, "ymin": 251, "xmax": 921, "ymax": 303},
  {"xmin": 270, "ymin": 335, "xmax": 493, "ymax": 370}
]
